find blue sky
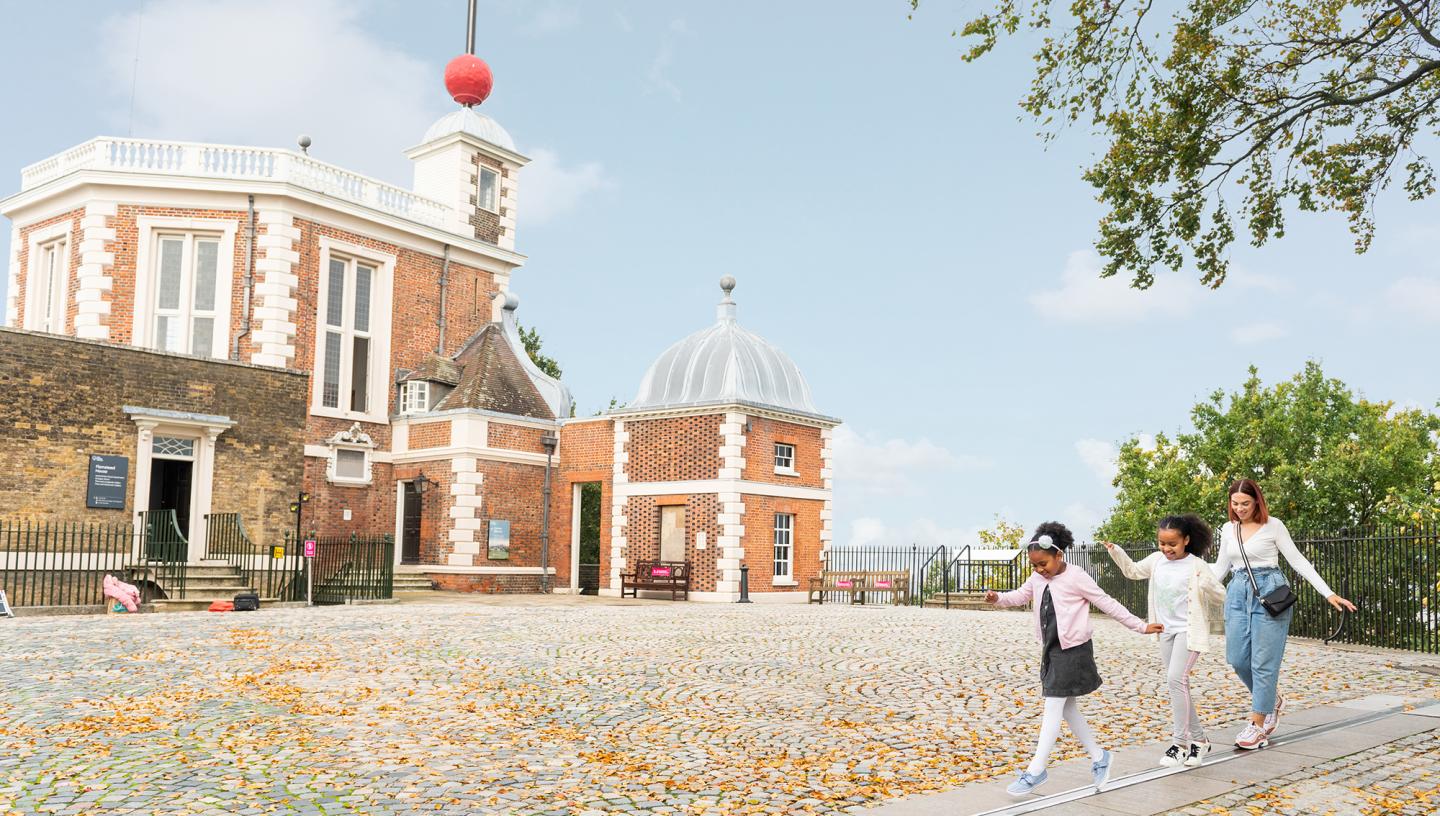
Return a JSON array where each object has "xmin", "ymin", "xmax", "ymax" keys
[{"xmin": 2, "ymin": 1, "xmax": 1437, "ymax": 548}]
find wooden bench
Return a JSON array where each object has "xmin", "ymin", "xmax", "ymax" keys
[
  {"xmin": 808, "ymin": 570, "xmax": 910, "ymax": 606},
  {"xmin": 621, "ymin": 560, "xmax": 691, "ymax": 601}
]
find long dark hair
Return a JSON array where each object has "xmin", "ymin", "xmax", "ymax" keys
[
  {"xmin": 1158, "ymin": 514, "xmax": 1213, "ymax": 557},
  {"xmin": 1227, "ymin": 478, "xmax": 1271, "ymax": 523}
]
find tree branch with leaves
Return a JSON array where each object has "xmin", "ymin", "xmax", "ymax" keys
[{"xmin": 914, "ymin": 0, "xmax": 1440, "ymax": 287}]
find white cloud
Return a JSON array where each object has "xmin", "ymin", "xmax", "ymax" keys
[
  {"xmin": 100, "ymin": 0, "xmax": 434, "ymax": 185},
  {"xmin": 646, "ymin": 19, "xmax": 689, "ymax": 101},
  {"xmin": 1062, "ymin": 502, "xmax": 1104, "ymax": 542},
  {"xmin": 1383, "ymin": 276, "xmax": 1440, "ymax": 323},
  {"xmin": 1075, "ymin": 438, "xmax": 1119, "ymax": 484},
  {"xmin": 1230, "ymin": 322, "xmax": 1288, "ymax": 345},
  {"xmin": 831, "ymin": 424, "xmax": 989, "ymax": 496},
  {"xmin": 1029, "ymin": 250, "xmax": 1197, "ymax": 324},
  {"xmin": 521, "ymin": 148, "xmax": 613, "ymax": 223}
]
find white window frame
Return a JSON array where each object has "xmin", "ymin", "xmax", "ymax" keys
[
  {"xmin": 24, "ymin": 224, "xmax": 71, "ymax": 334},
  {"xmin": 774, "ymin": 442, "xmax": 797, "ymax": 476},
  {"xmin": 477, "ymin": 166, "xmax": 500, "ymax": 213},
  {"xmin": 774, "ymin": 513, "xmax": 794, "ymax": 581},
  {"xmin": 310, "ymin": 238, "xmax": 394, "ymax": 424},
  {"xmin": 325, "ymin": 422, "xmax": 375, "ymax": 487},
  {"xmin": 132, "ymin": 216, "xmax": 237, "ymax": 359},
  {"xmin": 399, "ymin": 381, "xmax": 430, "ymax": 415}
]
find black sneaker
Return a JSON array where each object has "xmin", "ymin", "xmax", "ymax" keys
[{"xmin": 1159, "ymin": 744, "xmax": 1183, "ymax": 767}]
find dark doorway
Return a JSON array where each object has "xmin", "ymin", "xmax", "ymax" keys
[
  {"xmin": 577, "ymin": 482, "xmax": 602, "ymax": 594},
  {"xmin": 402, "ymin": 481, "xmax": 423, "ymax": 564},
  {"xmin": 148, "ymin": 458, "xmax": 193, "ymax": 537}
]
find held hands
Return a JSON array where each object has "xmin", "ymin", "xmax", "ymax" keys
[
  {"xmin": 1143, "ymin": 623, "xmax": 1165, "ymax": 635},
  {"xmin": 984, "ymin": 590, "xmax": 999, "ymax": 604},
  {"xmin": 1328, "ymin": 594, "xmax": 1358, "ymax": 613}
]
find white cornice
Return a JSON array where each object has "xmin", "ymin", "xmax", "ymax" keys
[
  {"xmin": 607, "ymin": 401, "xmax": 841, "ymax": 429},
  {"xmin": 1, "ymin": 174, "xmax": 525, "ymax": 271},
  {"xmin": 615, "ymin": 479, "xmax": 830, "ymax": 501},
  {"xmin": 404, "ymin": 132, "xmax": 530, "ymax": 168}
]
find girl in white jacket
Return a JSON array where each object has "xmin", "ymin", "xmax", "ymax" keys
[{"xmin": 1104, "ymin": 514, "xmax": 1227, "ymax": 768}]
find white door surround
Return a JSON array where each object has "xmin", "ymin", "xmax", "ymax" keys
[{"xmin": 124, "ymin": 406, "xmax": 235, "ymax": 562}]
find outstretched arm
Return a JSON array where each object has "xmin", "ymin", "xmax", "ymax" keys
[
  {"xmin": 1103, "ymin": 542, "xmax": 1155, "ymax": 580},
  {"xmin": 1274, "ymin": 520, "xmax": 1357, "ymax": 612},
  {"xmin": 989, "ymin": 573, "xmax": 1037, "ymax": 608},
  {"xmin": 1075, "ymin": 570, "xmax": 1150, "ymax": 633}
]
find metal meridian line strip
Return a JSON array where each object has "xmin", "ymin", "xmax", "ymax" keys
[{"xmin": 969, "ymin": 704, "xmax": 1409, "ymax": 816}]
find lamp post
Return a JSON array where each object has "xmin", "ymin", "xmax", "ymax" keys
[
  {"xmin": 539, "ymin": 432, "xmax": 558, "ymax": 593},
  {"xmin": 288, "ymin": 490, "xmax": 311, "ymax": 549}
]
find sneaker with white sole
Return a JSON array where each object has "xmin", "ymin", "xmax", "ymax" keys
[
  {"xmin": 1092, "ymin": 749, "xmax": 1114, "ymax": 791},
  {"xmin": 1184, "ymin": 741, "xmax": 1211, "ymax": 767},
  {"xmin": 1158, "ymin": 744, "xmax": 1184, "ymax": 767},
  {"xmin": 1235, "ymin": 723, "xmax": 1268, "ymax": 750},
  {"xmin": 1005, "ymin": 769, "xmax": 1048, "ymax": 796},
  {"xmin": 1262, "ymin": 695, "xmax": 1285, "ymax": 735}
]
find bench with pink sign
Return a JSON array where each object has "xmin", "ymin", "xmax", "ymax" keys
[
  {"xmin": 620, "ymin": 560, "xmax": 691, "ymax": 601},
  {"xmin": 807, "ymin": 570, "xmax": 910, "ymax": 606}
]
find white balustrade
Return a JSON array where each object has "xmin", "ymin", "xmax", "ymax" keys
[{"xmin": 18, "ymin": 137, "xmax": 453, "ymax": 231}]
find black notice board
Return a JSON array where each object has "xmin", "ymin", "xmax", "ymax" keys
[{"xmin": 86, "ymin": 455, "xmax": 129, "ymax": 509}]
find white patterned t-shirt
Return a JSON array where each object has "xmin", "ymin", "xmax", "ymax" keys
[{"xmin": 1152, "ymin": 555, "xmax": 1196, "ymax": 634}]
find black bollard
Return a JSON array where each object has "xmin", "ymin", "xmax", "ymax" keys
[{"xmin": 737, "ymin": 564, "xmax": 753, "ymax": 603}]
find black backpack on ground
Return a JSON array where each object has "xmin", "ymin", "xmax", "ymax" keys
[{"xmin": 233, "ymin": 592, "xmax": 260, "ymax": 612}]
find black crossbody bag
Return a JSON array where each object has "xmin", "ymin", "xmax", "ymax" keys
[{"xmin": 1236, "ymin": 522, "xmax": 1297, "ymax": 617}]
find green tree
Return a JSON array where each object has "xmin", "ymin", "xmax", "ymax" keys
[
  {"xmin": 1097, "ymin": 362, "xmax": 1440, "ymax": 542},
  {"xmin": 912, "ymin": 0, "xmax": 1440, "ymax": 288},
  {"xmin": 518, "ymin": 322, "xmax": 562, "ymax": 380},
  {"xmin": 976, "ymin": 515, "xmax": 1027, "ymax": 549}
]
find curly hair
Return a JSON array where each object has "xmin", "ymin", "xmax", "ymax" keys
[
  {"xmin": 1158, "ymin": 514, "xmax": 1213, "ymax": 557},
  {"xmin": 1028, "ymin": 521, "xmax": 1075, "ymax": 552}
]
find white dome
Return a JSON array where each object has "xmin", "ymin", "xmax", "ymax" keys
[
  {"xmin": 422, "ymin": 108, "xmax": 516, "ymax": 152},
  {"xmin": 630, "ymin": 280, "xmax": 819, "ymax": 415}
]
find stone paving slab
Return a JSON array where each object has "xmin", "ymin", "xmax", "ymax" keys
[{"xmin": 0, "ymin": 601, "xmax": 1436, "ymax": 816}]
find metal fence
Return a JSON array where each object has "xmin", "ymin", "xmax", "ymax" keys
[
  {"xmin": 301, "ymin": 532, "xmax": 394, "ymax": 605},
  {"xmin": 0, "ymin": 511, "xmax": 188, "ymax": 608},
  {"xmin": 822, "ymin": 545, "xmax": 1028, "ymax": 606},
  {"xmin": 1072, "ymin": 523, "xmax": 1440, "ymax": 654},
  {"xmin": 204, "ymin": 513, "xmax": 305, "ymax": 601}
]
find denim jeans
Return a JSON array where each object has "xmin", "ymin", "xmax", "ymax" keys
[{"xmin": 1224, "ymin": 567, "xmax": 1292, "ymax": 715}]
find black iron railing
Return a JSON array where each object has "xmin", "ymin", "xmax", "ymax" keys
[
  {"xmin": 135, "ymin": 509, "xmax": 188, "ymax": 601},
  {"xmin": 299, "ymin": 532, "xmax": 394, "ymax": 605},
  {"xmin": 822, "ymin": 545, "xmax": 945, "ymax": 605},
  {"xmin": 204, "ymin": 513, "xmax": 305, "ymax": 601},
  {"xmin": 0, "ymin": 519, "xmax": 133, "ymax": 607},
  {"xmin": 1073, "ymin": 523, "xmax": 1440, "ymax": 654}
]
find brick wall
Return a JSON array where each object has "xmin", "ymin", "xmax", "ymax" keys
[
  {"xmin": 409, "ymin": 421, "xmax": 451, "ymax": 449},
  {"xmin": 621, "ymin": 493, "xmax": 721, "ymax": 593},
  {"xmin": 740, "ymin": 495, "xmax": 824, "ymax": 592},
  {"xmin": 469, "ymin": 154, "xmax": 503, "ymax": 245},
  {"xmin": 0, "ymin": 328, "xmax": 306, "ymax": 546},
  {"xmin": 488, "ymin": 421, "xmax": 548, "ymax": 453},
  {"xmin": 625, "ymin": 415, "xmax": 723, "ymax": 482},
  {"xmin": 742, "ymin": 417, "xmax": 824, "ymax": 488},
  {"xmin": 473, "ymin": 460, "xmax": 547, "ymax": 567}
]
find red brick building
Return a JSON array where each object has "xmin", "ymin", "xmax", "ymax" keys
[{"xmin": 1, "ymin": 75, "xmax": 837, "ymax": 601}]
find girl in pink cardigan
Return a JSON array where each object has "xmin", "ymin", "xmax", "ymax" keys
[{"xmin": 985, "ymin": 521, "xmax": 1161, "ymax": 796}]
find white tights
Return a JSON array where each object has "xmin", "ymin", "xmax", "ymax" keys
[{"xmin": 1026, "ymin": 696, "xmax": 1103, "ymax": 776}]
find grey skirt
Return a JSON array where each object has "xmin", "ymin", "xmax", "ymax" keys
[{"xmin": 1040, "ymin": 638, "xmax": 1103, "ymax": 697}]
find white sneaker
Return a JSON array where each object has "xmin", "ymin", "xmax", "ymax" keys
[
  {"xmin": 1159, "ymin": 744, "xmax": 1184, "ymax": 767},
  {"xmin": 1184, "ymin": 741, "xmax": 1211, "ymax": 767},
  {"xmin": 1235, "ymin": 723, "xmax": 1268, "ymax": 750},
  {"xmin": 1262, "ymin": 695, "xmax": 1285, "ymax": 735}
]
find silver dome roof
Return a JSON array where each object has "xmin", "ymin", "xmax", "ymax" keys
[
  {"xmin": 422, "ymin": 107, "xmax": 516, "ymax": 152},
  {"xmin": 629, "ymin": 278, "xmax": 819, "ymax": 416}
]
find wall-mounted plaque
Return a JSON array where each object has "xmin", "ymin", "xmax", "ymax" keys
[
  {"xmin": 487, "ymin": 519, "xmax": 510, "ymax": 560},
  {"xmin": 85, "ymin": 455, "xmax": 129, "ymax": 509}
]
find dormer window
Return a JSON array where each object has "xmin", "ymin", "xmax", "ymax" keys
[
  {"xmin": 478, "ymin": 167, "xmax": 499, "ymax": 213},
  {"xmin": 400, "ymin": 381, "xmax": 431, "ymax": 415}
]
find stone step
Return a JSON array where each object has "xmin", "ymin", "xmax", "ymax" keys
[
  {"xmin": 150, "ymin": 598, "xmax": 305, "ymax": 613},
  {"xmin": 392, "ymin": 576, "xmax": 435, "ymax": 590}
]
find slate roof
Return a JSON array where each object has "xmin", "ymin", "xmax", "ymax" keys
[
  {"xmin": 396, "ymin": 354, "xmax": 462, "ymax": 386},
  {"xmin": 432, "ymin": 324, "xmax": 555, "ymax": 419}
]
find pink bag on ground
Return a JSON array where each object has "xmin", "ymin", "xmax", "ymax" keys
[{"xmin": 103, "ymin": 574, "xmax": 141, "ymax": 612}]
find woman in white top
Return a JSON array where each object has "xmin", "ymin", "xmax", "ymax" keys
[{"xmin": 1213, "ymin": 479, "xmax": 1357, "ymax": 750}]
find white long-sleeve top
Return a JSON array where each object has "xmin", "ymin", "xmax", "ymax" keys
[{"xmin": 1210, "ymin": 517, "xmax": 1334, "ymax": 598}]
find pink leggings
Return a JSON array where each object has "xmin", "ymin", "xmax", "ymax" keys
[{"xmin": 1159, "ymin": 631, "xmax": 1205, "ymax": 744}]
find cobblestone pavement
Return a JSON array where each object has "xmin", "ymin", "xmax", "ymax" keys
[
  {"xmin": 1, "ymin": 602, "xmax": 1435, "ymax": 816},
  {"xmin": 1168, "ymin": 730, "xmax": 1440, "ymax": 815}
]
